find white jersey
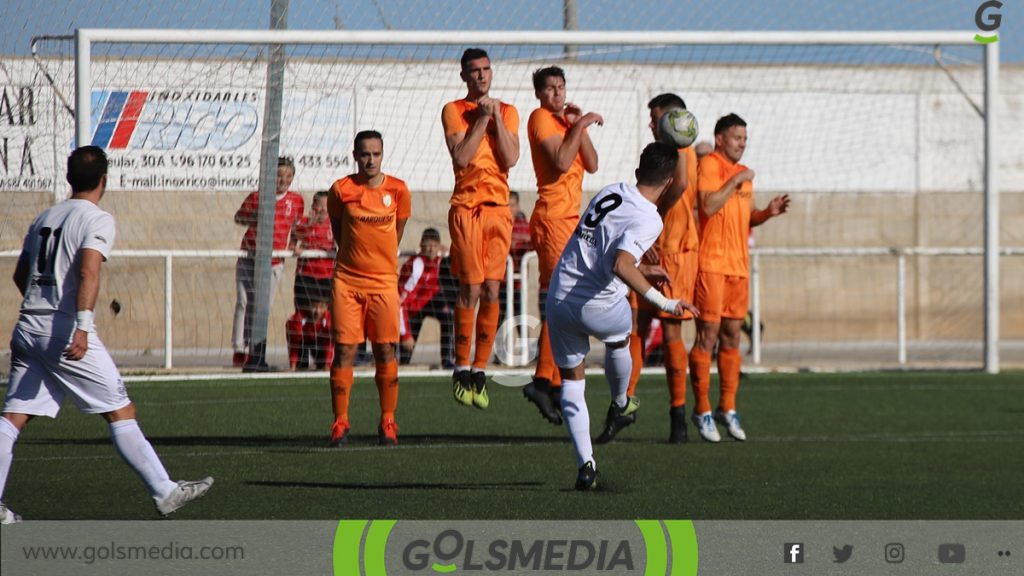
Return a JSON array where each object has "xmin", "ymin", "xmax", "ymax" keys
[
  {"xmin": 17, "ymin": 199, "xmax": 116, "ymax": 337},
  {"xmin": 549, "ymin": 182, "xmax": 663, "ymax": 306}
]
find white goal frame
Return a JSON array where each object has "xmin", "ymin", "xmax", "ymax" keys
[{"xmin": 72, "ymin": 29, "xmax": 1001, "ymax": 373}]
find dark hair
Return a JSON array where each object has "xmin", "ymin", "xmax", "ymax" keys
[
  {"xmin": 714, "ymin": 113, "xmax": 747, "ymax": 136},
  {"xmin": 277, "ymin": 156, "xmax": 294, "ymax": 170},
  {"xmin": 647, "ymin": 93, "xmax": 686, "ymax": 111},
  {"xmin": 66, "ymin": 146, "xmax": 108, "ymax": 193},
  {"xmin": 313, "ymin": 190, "xmax": 329, "ymax": 202},
  {"xmin": 636, "ymin": 142, "xmax": 678, "ymax": 186},
  {"xmin": 509, "ymin": 190, "xmax": 520, "ymax": 202},
  {"xmin": 460, "ymin": 48, "xmax": 489, "ymax": 70},
  {"xmin": 354, "ymin": 130, "xmax": 383, "ymax": 150},
  {"xmin": 532, "ymin": 66, "xmax": 565, "ymax": 91},
  {"xmin": 421, "ymin": 228, "xmax": 441, "ymax": 243}
]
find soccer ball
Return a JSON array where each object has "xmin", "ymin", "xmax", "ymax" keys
[{"xmin": 657, "ymin": 108, "xmax": 698, "ymax": 149}]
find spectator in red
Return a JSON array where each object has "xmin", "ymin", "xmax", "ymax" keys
[
  {"xmin": 398, "ymin": 228, "xmax": 454, "ymax": 368},
  {"xmin": 232, "ymin": 156, "xmax": 303, "ymax": 371},
  {"xmin": 286, "ymin": 297, "xmax": 334, "ymax": 371},
  {"xmin": 292, "ymin": 191, "xmax": 335, "ymax": 315}
]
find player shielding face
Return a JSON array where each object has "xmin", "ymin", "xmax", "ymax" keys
[
  {"xmin": 689, "ymin": 113, "xmax": 790, "ymax": 443},
  {"xmin": 327, "ymin": 130, "xmax": 411, "ymax": 447},
  {"xmin": 441, "ymin": 48, "xmax": 520, "ymax": 411},
  {"xmin": 546, "ymin": 142, "xmax": 699, "ymax": 490},
  {"xmin": 0, "ymin": 146, "xmax": 213, "ymax": 524},
  {"xmin": 521, "ymin": 66, "xmax": 603, "ymax": 426}
]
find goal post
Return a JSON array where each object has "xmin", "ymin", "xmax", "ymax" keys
[{"xmin": 55, "ymin": 28, "xmax": 1004, "ymax": 372}]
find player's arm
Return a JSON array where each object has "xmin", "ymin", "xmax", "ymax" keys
[
  {"xmin": 700, "ymin": 169, "xmax": 755, "ymax": 217},
  {"xmin": 658, "ymin": 150, "xmax": 688, "ymax": 217},
  {"xmin": 64, "ymin": 248, "xmax": 104, "ymax": 361},
  {"xmin": 538, "ymin": 110, "xmax": 603, "ymax": 173},
  {"xmin": 490, "ymin": 101, "xmax": 519, "ymax": 169},
  {"xmin": 13, "ymin": 250, "xmax": 29, "ymax": 296},
  {"xmin": 444, "ymin": 104, "xmax": 490, "ymax": 170},
  {"xmin": 751, "ymin": 194, "xmax": 791, "ymax": 227},
  {"xmin": 613, "ymin": 250, "xmax": 698, "ymax": 318}
]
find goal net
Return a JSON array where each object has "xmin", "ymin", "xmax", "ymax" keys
[{"xmin": 1, "ymin": 23, "xmax": 1013, "ymax": 373}]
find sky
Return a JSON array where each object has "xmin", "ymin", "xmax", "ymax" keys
[{"xmin": 0, "ymin": 0, "xmax": 1020, "ymax": 62}]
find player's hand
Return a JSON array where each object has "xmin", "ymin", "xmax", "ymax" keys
[
  {"xmin": 768, "ymin": 194, "xmax": 791, "ymax": 216},
  {"xmin": 564, "ymin": 102, "xmax": 582, "ymax": 124},
  {"xmin": 578, "ymin": 112, "xmax": 604, "ymax": 128},
  {"xmin": 639, "ymin": 264, "xmax": 670, "ymax": 286},
  {"xmin": 641, "ymin": 246, "xmax": 661, "ymax": 266},
  {"xmin": 671, "ymin": 300, "xmax": 700, "ymax": 318},
  {"xmin": 478, "ymin": 97, "xmax": 498, "ymax": 117},
  {"xmin": 63, "ymin": 329, "xmax": 89, "ymax": 361}
]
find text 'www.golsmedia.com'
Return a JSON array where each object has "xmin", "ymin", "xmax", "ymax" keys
[{"xmin": 21, "ymin": 542, "xmax": 245, "ymax": 565}]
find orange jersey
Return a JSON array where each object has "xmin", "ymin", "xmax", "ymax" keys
[
  {"xmin": 528, "ymin": 107, "xmax": 585, "ymax": 220},
  {"xmin": 656, "ymin": 145, "xmax": 699, "ymax": 254},
  {"xmin": 327, "ymin": 174, "xmax": 412, "ymax": 293},
  {"xmin": 697, "ymin": 151, "xmax": 754, "ymax": 277},
  {"xmin": 442, "ymin": 99, "xmax": 519, "ymax": 208}
]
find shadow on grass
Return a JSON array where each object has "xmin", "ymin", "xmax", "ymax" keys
[
  {"xmin": 20, "ymin": 433, "xmax": 569, "ymax": 448},
  {"xmin": 247, "ymin": 480, "xmax": 545, "ymax": 490}
]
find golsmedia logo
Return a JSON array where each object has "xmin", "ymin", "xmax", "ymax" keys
[
  {"xmin": 334, "ymin": 520, "xmax": 698, "ymax": 575},
  {"xmin": 89, "ymin": 90, "xmax": 259, "ymax": 151},
  {"xmin": 974, "ymin": 0, "xmax": 1002, "ymax": 44}
]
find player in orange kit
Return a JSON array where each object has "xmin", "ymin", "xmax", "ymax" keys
[
  {"xmin": 441, "ymin": 48, "xmax": 520, "ymax": 410},
  {"xmin": 326, "ymin": 130, "xmax": 411, "ymax": 447},
  {"xmin": 521, "ymin": 66, "xmax": 602, "ymax": 425},
  {"xmin": 598, "ymin": 93, "xmax": 696, "ymax": 444},
  {"xmin": 689, "ymin": 113, "xmax": 789, "ymax": 443}
]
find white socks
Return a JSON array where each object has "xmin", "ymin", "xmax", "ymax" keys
[
  {"xmin": 605, "ymin": 344, "xmax": 632, "ymax": 408},
  {"xmin": 0, "ymin": 418, "xmax": 19, "ymax": 501},
  {"xmin": 559, "ymin": 379, "xmax": 593, "ymax": 469},
  {"xmin": 109, "ymin": 419, "xmax": 177, "ymax": 500}
]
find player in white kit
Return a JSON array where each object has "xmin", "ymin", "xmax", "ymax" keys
[
  {"xmin": 547, "ymin": 142, "xmax": 699, "ymax": 490},
  {"xmin": 0, "ymin": 146, "xmax": 213, "ymax": 524}
]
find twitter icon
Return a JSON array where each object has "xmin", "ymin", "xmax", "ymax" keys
[{"xmin": 833, "ymin": 545, "xmax": 854, "ymax": 563}]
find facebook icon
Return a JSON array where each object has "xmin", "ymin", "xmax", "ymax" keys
[{"xmin": 785, "ymin": 543, "xmax": 805, "ymax": 564}]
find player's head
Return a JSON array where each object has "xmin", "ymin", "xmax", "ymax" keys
[
  {"xmin": 508, "ymin": 190, "xmax": 521, "ymax": 217},
  {"xmin": 647, "ymin": 93, "xmax": 687, "ymax": 141},
  {"xmin": 419, "ymin": 227, "xmax": 442, "ymax": 259},
  {"xmin": 635, "ymin": 141, "xmax": 678, "ymax": 194},
  {"xmin": 66, "ymin": 145, "xmax": 108, "ymax": 196},
  {"xmin": 533, "ymin": 66, "xmax": 566, "ymax": 112},
  {"xmin": 714, "ymin": 113, "xmax": 748, "ymax": 163},
  {"xmin": 353, "ymin": 130, "xmax": 384, "ymax": 179},
  {"xmin": 460, "ymin": 48, "xmax": 492, "ymax": 97},
  {"xmin": 311, "ymin": 190, "xmax": 328, "ymax": 221},
  {"xmin": 277, "ymin": 156, "xmax": 295, "ymax": 195}
]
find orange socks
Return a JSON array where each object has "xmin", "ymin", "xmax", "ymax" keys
[
  {"xmin": 689, "ymin": 348, "xmax": 712, "ymax": 414},
  {"xmin": 454, "ymin": 304, "xmax": 475, "ymax": 367},
  {"xmin": 717, "ymin": 347, "xmax": 741, "ymax": 413},
  {"xmin": 665, "ymin": 340, "xmax": 688, "ymax": 408},
  {"xmin": 375, "ymin": 359, "xmax": 399, "ymax": 418},
  {"xmin": 626, "ymin": 331, "xmax": 644, "ymax": 397},
  {"xmin": 472, "ymin": 300, "xmax": 500, "ymax": 369},
  {"xmin": 534, "ymin": 320, "xmax": 559, "ymax": 385},
  {"xmin": 329, "ymin": 366, "xmax": 353, "ymax": 420}
]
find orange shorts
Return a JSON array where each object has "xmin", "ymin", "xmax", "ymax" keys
[
  {"xmin": 448, "ymin": 204, "xmax": 512, "ymax": 285},
  {"xmin": 530, "ymin": 216, "xmax": 578, "ymax": 288},
  {"xmin": 638, "ymin": 250, "xmax": 698, "ymax": 320},
  {"xmin": 332, "ymin": 283, "xmax": 400, "ymax": 344},
  {"xmin": 693, "ymin": 270, "xmax": 749, "ymax": 324}
]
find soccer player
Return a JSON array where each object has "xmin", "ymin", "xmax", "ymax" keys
[
  {"xmin": 601, "ymin": 93, "xmax": 698, "ymax": 444},
  {"xmin": 0, "ymin": 146, "xmax": 213, "ymax": 523},
  {"xmin": 327, "ymin": 130, "xmax": 411, "ymax": 447},
  {"xmin": 398, "ymin": 228, "xmax": 454, "ymax": 368},
  {"xmin": 689, "ymin": 113, "xmax": 790, "ymax": 442},
  {"xmin": 547, "ymin": 142, "xmax": 699, "ymax": 490},
  {"xmin": 521, "ymin": 66, "xmax": 602, "ymax": 426},
  {"xmin": 441, "ymin": 47, "xmax": 520, "ymax": 410},
  {"xmin": 232, "ymin": 156, "xmax": 304, "ymax": 371}
]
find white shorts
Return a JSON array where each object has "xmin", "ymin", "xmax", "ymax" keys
[
  {"xmin": 547, "ymin": 297, "xmax": 632, "ymax": 369},
  {"xmin": 4, "ymin": 324, "xmax": 130, "ymax": 418}
]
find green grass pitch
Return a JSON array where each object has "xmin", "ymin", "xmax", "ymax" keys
[{"xmin": 4, "ymin": 372, "xmax": 1023, "ymax": 520}]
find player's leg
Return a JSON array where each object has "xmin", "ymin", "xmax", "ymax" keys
[
  {"xmin": 448, "ymin": 206, "xmax": 483, "ymax": 404},
  {"xmin": 690, "ymin": 271, "xmax": 724, "ymax": 442},
  {"xmin": 329, "ymin": 285, "xmax": 366, "ymax": 446},
  {"xmin": 627, "ymin": 305, "xmax": 652, "ymax": 398},
  {"xmin": 468, "ymin": 206, "xmax": 512, "ymax": 409},
  {"xmin": 713, "ymin": 275, "xmax": 750, "ymax": 441},
  {"xmin": 231, "ymin": 257, "xmax": 254, "ymax": 367},
  {"xmin": 367, "ymin": 292, "xmax": 401, "ymax": 445},
  {"xmin": 662, "ymin": 318, "xmax": 690, "ymax": 443},
  {"xmin": 0, "ymin": 412, "xmax": 31, "ymax": 524},
  {"xmin": 591, "ymin": 299, "xmax": 639, "ymax": 446},
  {"xmin": 548, "ymin": 298, "xmax": 597, "ymax": 490},
  {"xmin": 523, "ymin": 218, "xmax": 565, "ymax": 423}
]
